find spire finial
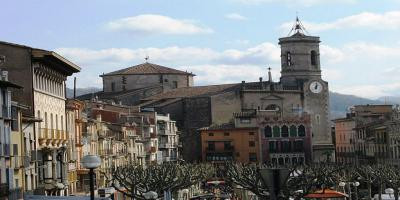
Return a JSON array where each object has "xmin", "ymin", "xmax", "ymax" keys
[
  {"xmin": 145, "ymin": 55, "xmax": 149, "ymax": 63},
  {"xmin": 288, "ymin": 14, "xmax": 309, "ymax": 36}
]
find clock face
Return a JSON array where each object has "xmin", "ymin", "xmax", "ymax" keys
[{"xmin": 309, "ymin": 81, "xmax": 323, "ymax": 94}]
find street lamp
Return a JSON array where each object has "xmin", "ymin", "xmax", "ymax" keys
[
  {"xmin": 144, "ymin": 191, "xmax": 158, "ymax": 200},
  {"xmin": 353, "ymin": 182, "xmax": 360, "ymax": 200},
  {"xmin": 385, "ymin": 188, "xmax": 394, "ymax": 198},
  {"xmin": 81, "ymin": 155, "xmax": 101, "ymax": 200}
]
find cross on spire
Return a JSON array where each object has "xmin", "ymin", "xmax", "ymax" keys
[{"xmin": 145, "ymin": 55, "xmax": 149, "ymax": 62}]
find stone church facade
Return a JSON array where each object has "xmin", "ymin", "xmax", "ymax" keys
[{"xmin": 141, "ymin": 20, "xmax": 334, "ymax": 163}]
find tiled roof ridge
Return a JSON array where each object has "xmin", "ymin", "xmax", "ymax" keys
[{"xmin": 103, "ymin": 62, "xmax": 195, "ymax": 76}]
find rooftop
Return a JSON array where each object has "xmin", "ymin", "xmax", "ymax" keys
[
  {"xmin": 101, "ymin": 62, "xmax": 195, "ymax": 76},
  {"xmin": 143, "ymin": 83, "xmax": 240, "ymax": 100}
]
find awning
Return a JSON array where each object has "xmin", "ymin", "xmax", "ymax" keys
[{"xmin": 304, "ymin": 189, "xmax": 348, "ymax": 199}]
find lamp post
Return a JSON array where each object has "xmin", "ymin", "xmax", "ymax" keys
[
  {"xmin": 385, "ymin": 188, "xmax": 394, "ymax": 198},
  {"xmin": 81, "ymin": 155, "xmax": 101, "ymax": 200},
  {"xmin": 339, "ymin": 181, "xmax": 360, "ymax": 200},
  {"xmin": 144, "ymin": 191, "xmax": 158, "ymax": 200}
]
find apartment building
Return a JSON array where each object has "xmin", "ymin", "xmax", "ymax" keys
[
  {"xmin": 0, "ymin": 69, "xmax": 23, "ymax": 199},
  {"xmin": 0, "ymin": 41, "xmax": 80, "ymax": 196}
]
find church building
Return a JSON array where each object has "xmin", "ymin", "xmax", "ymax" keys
[{"xmin": 141, "ymin": 18, "xmax": 334, "ymax": 163}]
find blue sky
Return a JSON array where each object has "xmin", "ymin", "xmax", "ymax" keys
[{"xmin": 1, "ymin": 0, "xmax": 400, "ymax": 99}]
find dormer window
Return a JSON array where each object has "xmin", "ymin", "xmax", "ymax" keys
[
  {"xmin": 286, "ymin": 52, "xmax": 292, "ymax": 66},
  {"xmin": 311, "ymin": 50, "xmax": 317, "ymax": 66}
]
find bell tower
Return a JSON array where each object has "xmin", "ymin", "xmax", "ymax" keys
[{"xmin": 279, "ymin": 17, "xmax": 321, "ymax": 86}]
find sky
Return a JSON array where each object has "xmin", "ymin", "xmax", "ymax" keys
[{"xmin": 1, "ymin": 0, "xmax": 400, "ymax": 99}]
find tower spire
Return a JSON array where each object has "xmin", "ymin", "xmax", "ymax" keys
[{"xmin": 288, "ymin": 15, "xmax": 309, "ymax": 36}]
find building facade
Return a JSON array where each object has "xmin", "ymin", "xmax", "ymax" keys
[
  {"xmin": 0, "ymin": 41, "xmax": 81, "ymax": 196},
  {"xmin": 200, "ymin": 124, "xmax": 259, "ymax": 163},
  {"xmin": 142, "ymin": 18, "xmax": 334, "ymax": 162}
]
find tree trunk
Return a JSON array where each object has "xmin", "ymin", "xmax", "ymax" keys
[
  {"xmin": 395, "ymin": 188, "xmax": 399, "ymax": 200},
  {"xmin": 368, "ymin": 182, "xmax": 372, "ymax": 200},
  {"xmin": 378, "ymin": 183, "xmax": 382, "ymax": 200}
]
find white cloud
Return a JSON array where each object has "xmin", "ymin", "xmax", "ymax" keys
[
  {"xmin": 280, "ymin": 11, "xmax": 400, "ymax": 32},
  {"xmin": 332, "ymin": 83, "xmax": 400, "ymax": 99},
  {"xmin": 59, "ymin": 41, "xmax": 400, "ymax": 99},
  {"xmin": 106, "ymin": 14, "xmax": 213, "ymax": 35},
  {"xmin": 236, "ymin": 0, "xmax": 356, "ymax": 6},
  {"xmin": 224, "ymin": 13, "xmax": 247, "ymax": 20}
]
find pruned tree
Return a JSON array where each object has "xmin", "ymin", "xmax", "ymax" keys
[
  {"xmin": 286, "ymin": 163, "xmax": 345, "ymax": 199},
  {"xmin": 224, "ymin": 163, "xmax": 270, "ymax": 199},
  {"xmin": 384, "ymin": 164, "xmax": 400, "ymax": 200},
  {"xmin": 105, "ymin": 162, "xmax": 214, "ymax": 199}
]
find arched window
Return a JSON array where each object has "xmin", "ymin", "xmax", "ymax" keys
[
  {"xmin": 281, "ymin": 125, "xmax": 289, "ymax": 137},
  {"xmin": 44, "ymin": 112, "xmax": 48, "ymax": 129},
  {"xmin": 298, "ymin": 125, "xmax": 306, "ymax": 137},
  {"xmin": 264, "ymin": 126, "xmax": 272, "ymax": 138},
  {"xmin": 273, "ymin": 126, "xmax": 280, "ymax": 137},
  {"xmin": 285, "ymin": 157, "xmax": 290, "ymax": 165},
  {"xmin": 286, "ymin": 52, "xmax": 292, "ymax": 66},
  {"xmin": 311, "ymin": 50, "xmax": 317, "ymax": 66},
  {"xmin": 290, "ymin": 125, "xmax": 297, "ymax": 137}
]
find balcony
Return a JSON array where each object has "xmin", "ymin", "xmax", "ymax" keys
[
  {"xmin": 206, "ymin": 146, "xmax": 235, "ymax": 153},
  {"xmin": 38, "ymin": 128, "xmax": 68, "ymax": 145},
  {"xmin": 158, "ymin": 129, "xmax": 174, "ymax": 135},
  {"xmin": 11, "ymin": 156, "xmax": 22, "ymax": 169},
  {"xmin": 98, "ymin": 149, "xmax": 113, "ymax": 156},
  {"xmin": 159, "ymin": 143, "xmax": 176, "ymax": 148}
]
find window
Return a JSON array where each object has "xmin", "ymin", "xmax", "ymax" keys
[
  {"xmin": 281, "ymin": 125, "xmax": 289, "ymax": 137},
  {"xmin": 13, "ymin": 144, "xmax": 18, "ymax": 155},
  {"xmin": 208, "ymin": 132, "xmax": 214, "ymax": 136},
  {"xmin": 294, "ymin": 140, "xmax": 304, "ymax": 152},
  {"xmin": 173, "ymin": 81, "xmax": 178, "ymax": 89},
  {"xmin": 264, "ymin": 126, "xmax": 272, "ymax": 137},
  {"xmin": 122, "ymin": 76, "xmax": 127, "ymax": 84},
  {"xmin": 224, "ymin": 132, "xmax": 230, "ymax": 136},
  {"xmin": 273, "ymin": 126, "xmax": 280, "ymax": 137},
  {"xmin": 290, "ymin": 125, "xmax": 297, "ymax": 137},
  {"xmin": 298, "ymin": 125, "xmax": 306, "ymax": 137},
  {"xmin": 207, "ymin": 141, "xmax": 214, "ymax": 150},
  {"xmin": 249, "ymin": 132, "xmax": 255, "ymax": 136},
  {"xmin": 224, "ymin": 142, "xmax": 233, "ymax": 150},
  {"xmin": 282, "ymin": 141, "xmax": 291, "ymax": 153},
  {"xmin": 164, "ymin": 79, "xmax": 168, "ymax": 82},
  {"xmin": 311, "ymin": 50, "xmax": 317, "ymax": 66},
  {"xmin": 286, "ymin": 52, "xmax": 292, "ymax": 66},
  {"xmin": 249, "ymin": 153, "xmax": 257, "ymax": 162},
  {"xmin": 249, "ymin": 141, "xmax": 255, "ymax": 147},
  {"xmin": 159, "ymin": 75, "xmax": 163, "ymax": 83},
  {"xmin": 122, "ymin": 85, "xmax": 126, "ymax": 91},
  {"xmin": 111, "ymin": 82, "xmax": 115, "ymax": 92},
  {"xmin": 315, "ymin": 114, "xmax": 320, "ymax": 125},
  {"xmin": 269, "ymin": 141, "xmax": 277, "ymax": 153},
  {"xmin": 11, "ymin": 106, "xmax": 18, "ymax": 131}
]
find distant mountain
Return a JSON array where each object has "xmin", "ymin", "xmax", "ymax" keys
[
  {"xmin": 66, "ymin": 87, "xmax": 101, "ymax": 98},
  {"xmin": 329, "ymin": 92, "xmax": 384, "ymax": 119},
  {"xmin": 66, "ymin": 87, "xmax": 391, "ymax": 120},
  {"xmin": 377, "ymin": 96, "xmax": 400, "ymax": 105}
]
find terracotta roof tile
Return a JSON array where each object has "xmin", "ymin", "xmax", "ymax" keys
[
  {"xmin": 143, "ymin": 83, "xmax": 240, "ymax": 100},
  {"xmin": 102, "ymin": 62, "xmax": 195, "ymax": 76}
]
